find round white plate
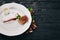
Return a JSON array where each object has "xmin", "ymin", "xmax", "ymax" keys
[{"xmin": 0, "ymin": 3, "xmax": 32, "ymax": 36}]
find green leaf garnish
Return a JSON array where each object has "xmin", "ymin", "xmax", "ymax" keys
[
  {"xmin": 32, "ymin": 15, "xmax": 34, "ymax": 19},
  {"xmin": 28, "ymin": 7, "xmax": 33, "ymax": 11},
  {"xmin": 17, "ymin": 14, "xmax": 21, "ymax": 20}
]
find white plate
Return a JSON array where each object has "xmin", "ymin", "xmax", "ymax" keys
[{"xmin": 0, "ymin": 3, "xmax": 32, "ymax": 36}]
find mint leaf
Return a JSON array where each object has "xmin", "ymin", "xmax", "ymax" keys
[
  {"xmin": 28, "ymin": 7, "xmax": 33, "ymax": 12},
  {"xmin": 17, "ymin": 14, "xmax": 21, "ymax": 20},
  {"xmin": 32, "ymin": 15, "xmax": 34, "ymax": 19}
]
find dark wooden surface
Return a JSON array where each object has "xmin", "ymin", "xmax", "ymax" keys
[{"xmin": 0, "ymin": 0, "xmax": 60, "ymax": 40}]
